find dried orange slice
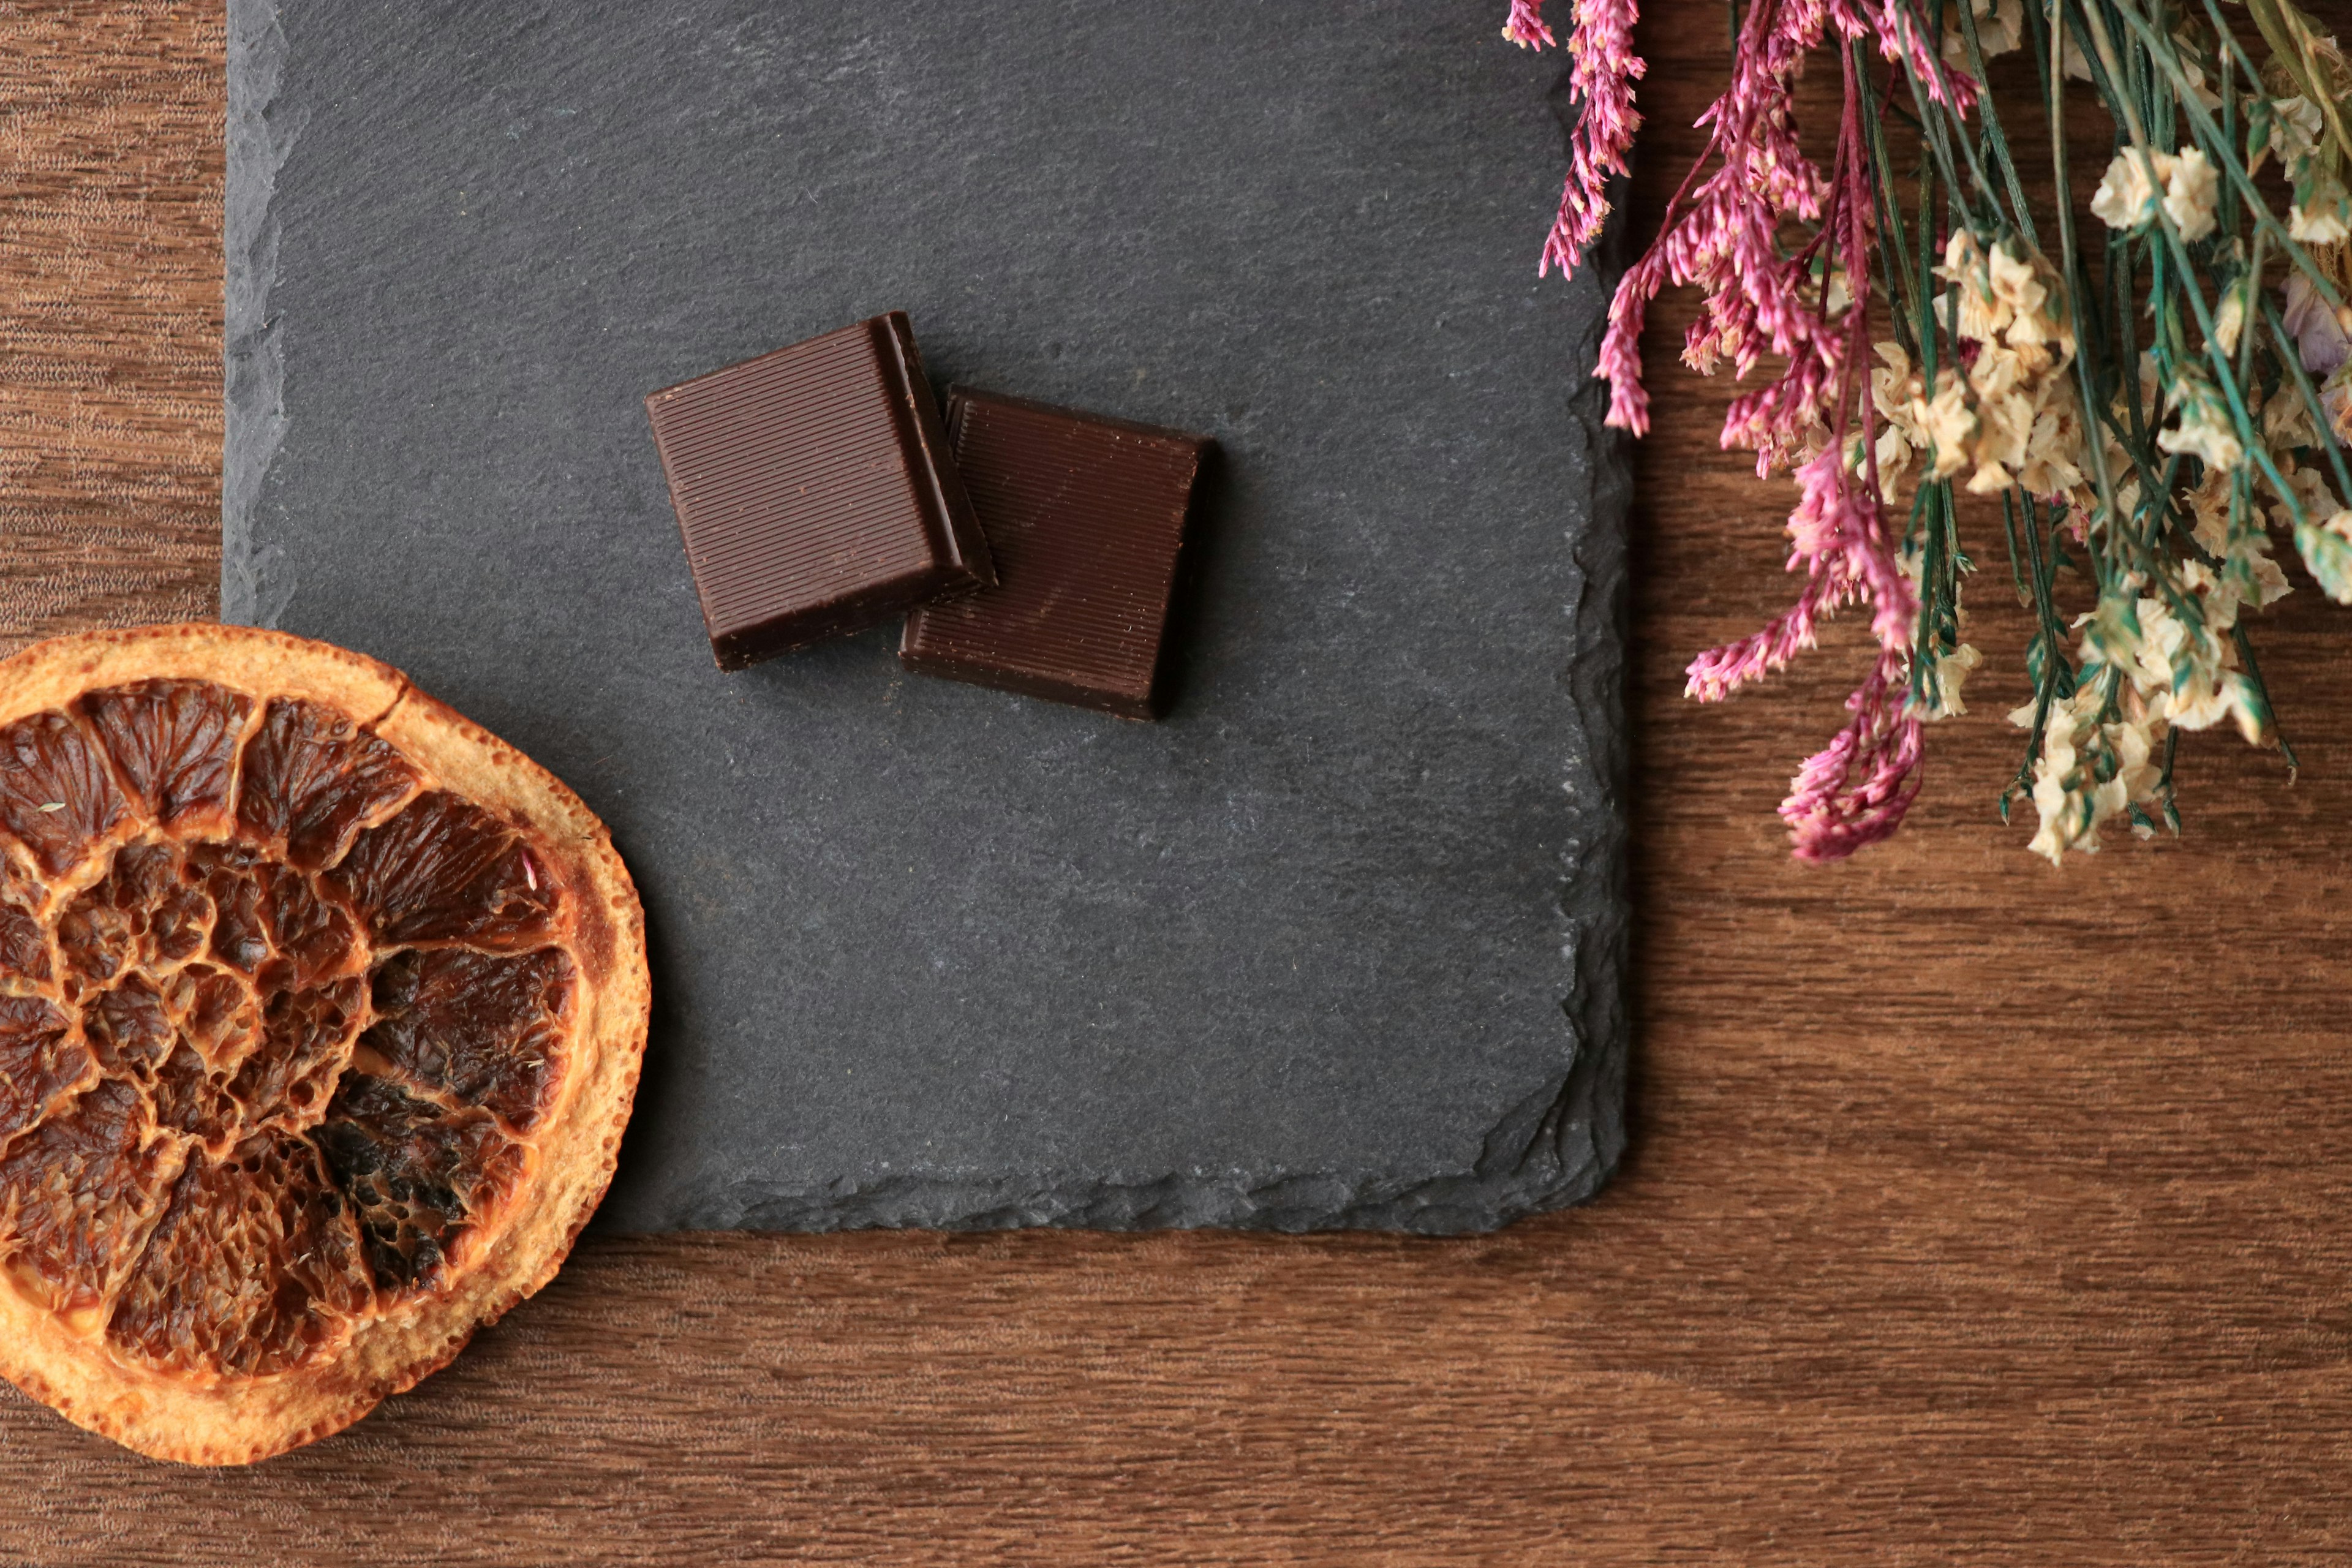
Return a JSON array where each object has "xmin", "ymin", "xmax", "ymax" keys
[{"xmin": 0, "ymin": 624, "xmax": 647, "ymax": 1464}]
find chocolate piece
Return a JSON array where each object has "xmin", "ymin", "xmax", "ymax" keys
[
  {"xmin": 900, "ymin": 390, "xmax": 1207, "ymax": 720},
  {"xmin": 645, "ymin": 312, "xmax": 993, "ymax": 671}
]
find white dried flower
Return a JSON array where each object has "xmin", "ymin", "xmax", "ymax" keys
[
  {"xmin": 2267, "ymin": 95, "xmax": 2325, "ymax": 172},
  {"xmin": 1986, "ymin": 240, "xmax": 2045, "ymax": 319},
  {"xmin": 2163, "ymin": 148, "xmax": 2220, "ymax": 241},
  {"xmin": 2163, "ymin": 669, "xmax": 2267, "ymax": 745},
  {"xmin": 1924, "ymin": 641, "xmax": 1982, "ymax": 718},
  {"xmin": 2290, "ymin": 172, "xmax": 2352, "ymax": 244},
  {"xmin": 2019, "ymin": 399, "xmax": 2086, "ymax": 498},
  {"xmin": 1939, "ymin": 0, "xmax": 2022, "ymax": 66},
  {"xmin": 2185, "ymin": 469, "xmax": 2234, "ymax": 556},
  {"xmin": 2292, "ymin": 205, "xmax": 2352, "ymax": 244},
  {"xmin": 2092, "ymin": 149, "xmax": 2174, "ymax": 230},
  {"xmin": 1870, "ymin": 340, "xmax": 1918, "ymax": 421},
  {"xmin": 2016, "ymin": 685, "xmax": 2163, "ymax": 865},
  {"xmin": 2295, "ymin": 507, "xmax": 2352, "ymax": 603},
  {"xmin": 2105, "ymin": 717, "xmax": 2163, "ymax": 810},
  {"xmin": 2211, "ymin": 287, "xmax": 2245, "ymax": 356},
  {"xmin": 2176, "ymin": 53, "xmax": 2223, "ymax": 114},
  {"xmin": 2158, "ymin": 372, "xmax": 2243, "ymax": 472},
  {"xmin": 2274, "ymin": 458, "xmax": 2352, "ymax": 603},
  {"xmin": 2024, "ymin": 723, "xmax": 2092, "ymax": 864},
  {"xmin": 1970, "ymin": 387, "xmax": 2035, "ymax": 484},
  {"xmin": 2266, "ymin": 456, "xmax": 2342, "ymax": 532},
  {"xmin": 2263, "ymin": 379, "xmax": 2322, "ymax": 448},
  {"xmin": 1915, "ymin": 372, "xmax": 1977, "ymax": 480},
  {"xmin": 1871, "ymin": 423, "xmax": 1912, "ymax": 481},
  {"xmin": 2158, "ymin": 411, "xmax": 2244, "ymax": 473},
  {"xmin": 1967, "ymin": 342, "xmax": 2026, "ymax": 402},
  {"xmin": 1940, "ymin": 230, "xmax": 2011, "ymax": 342},
  {"xmin": 2250, "ymin": 551, "xmax": 2293, "ymax": 609}
]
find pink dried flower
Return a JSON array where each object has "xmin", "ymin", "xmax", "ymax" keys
[
  {"xmin": 1510, "ymin": 0, "xmax": 2328, "ymax": 864},
  {"xmin": 1542, "ymin": 0, "xmax": 1927, "ymax": 858},
  {"xmin": 1502, "ymin": 0, "xmax": 1556, "ymax": 49},
  {"xmin": 1684, "ymin": 570, "xmax": 1860, "ymax": 702},
  {"xmin": 1506, "ymin": 0, "xmax": 1645, "ymax": 279},
  {"xmin": 1591, "ymin": 0, "xmax": 1841, "ymax": 446},
  {"xmin": 1779, "ymin": 650, "xmax": 1926, "ymax": 861},
  {"xmin": 1687, "ymin": 448, "xmax": 1917, "ymax": 698},
  {"xmin": 1595, "ymin": 249, "xmax": 1663, "ymax": 432},
  {"xmin": 1856, "ymin": 0, "xmax": 1978, "ymax": 113}
]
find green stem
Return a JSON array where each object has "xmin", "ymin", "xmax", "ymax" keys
[
  {"xmin": 1956, "ymin": 0, "xmax": 2040, "ymax": 246},
  {"xmin": 2046, "ymin": 0, "xmax": 2125, "ymax": 560}
]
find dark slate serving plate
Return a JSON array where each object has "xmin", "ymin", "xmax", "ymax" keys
[{"xmin": 224, "ymin": 0, "xmax": 1629, "ymax": 1232}]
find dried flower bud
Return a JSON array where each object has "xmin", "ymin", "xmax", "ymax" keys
[{"xmin": 2092, "ymin": 149, "xmax": 2174, "ymax": 230}]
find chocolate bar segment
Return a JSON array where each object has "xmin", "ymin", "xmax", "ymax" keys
[
  {"xmin": 646, "ymin": 312, "xmax": 993, "ymax": 671},
  {"xmin": 900, "ymin": 389, "xmax": 1207, "ymax": 720}
]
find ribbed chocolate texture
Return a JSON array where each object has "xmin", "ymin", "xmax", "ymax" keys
[
  {"xmin": 900, "ymin": 389, "xmax": 1207, "ymax": 720},
  {"xmin": 645, "ymin": 312, "xmax": 993, "ymax": 670}
]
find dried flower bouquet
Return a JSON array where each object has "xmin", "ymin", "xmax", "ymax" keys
[{"xmin": 1509, "ymin": 0, "xmax": 2352, "ymax": 862}]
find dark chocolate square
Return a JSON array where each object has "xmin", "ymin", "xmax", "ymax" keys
[
  {"xmin": 646, "ymin": 312, "xmax": 992, "ymax": 670},
  {"xmin": 901, "ymin": 390, "xmax": 1207, "ymax": 719}
]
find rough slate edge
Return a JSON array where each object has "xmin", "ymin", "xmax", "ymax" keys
[
  {"xmin": 219, "ymin": 0, "xmax": 1632, "ymax": 1235},
  {"xmin": 222, "ymin": 0, "xmax": 295, "ymax": 629}
]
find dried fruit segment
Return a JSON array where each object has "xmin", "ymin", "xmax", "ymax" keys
[
  {"xmin": 85, "ymin": 974, "xmax": 175, "ymax": 1079},
  {"xmin": 0, "ymin": 1078, "xmax": 173, "ymax": 1313},
  {"xmin": 326, "ymin": 791, "xmax": 557, "ymax": 948},
  {"xmin": 148, "ymin": 880, "xmax": 209, "ymax": 966},
  {"xmin": 236, "ymin": 697, "xmax": 418, "ymax": 870},
  {"xmin": 58, "ymin": 842, "xmax": 201, "ymax": 1000},
  {"xmin": 0, "ymin": 711, "xmax": 127, "ymax": 878},
  {"xmin": 0, "ymin": 904, "xmax": 48, "ymax": 987},
  {"xmin": 364, "ymin": 947, "xmax": 571, "ymax": 1129},
  {"xmin": 255, "ymin": 862, "xmax": 358, "ymax": 990},
  {"xmin": 187, "ymin": 842, "xmax": 268, "ymax": 977},
  {"xmin": 0, "ymin": 995, "xmax": 83, "ymax": 1142},
  {"xmin": 231, "ymin": 978, "xmax": 365, "ymax": 1128},
  {"xmin": 168, "ymin": 964, "xmax": 256, "ymax": 1059},
  {"xmin": 78, "ymin": 680, "xmax": 252, "ymax": 829},
  {"xmin": 0, "ymin": 624, "xmax": 645, "ymax": 1464},
  {"xmin": 149, "ymin": 1041, "xmax": 239, "ymax": 1146},
  {"xmin": 107, "ymin": 1132, "xmax": 372, "ymax": 1378},
  {"xmin": 312, "ymin": 1074, "xmax": 524, "ymax": 1295}
]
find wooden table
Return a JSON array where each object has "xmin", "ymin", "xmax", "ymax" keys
[{"xmin": 1, "ymin": 4, "xmax": 2345, "ymax": 1561}]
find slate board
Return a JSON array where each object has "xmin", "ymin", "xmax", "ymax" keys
[{"xmin": 223, "ymin": 0, "xmax": 1630, "ymax": 1234}]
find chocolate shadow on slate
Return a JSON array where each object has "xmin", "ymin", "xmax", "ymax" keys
[{"xmin": 224, "ymin": 0, "xmax": 1631, "ymax": 1234}]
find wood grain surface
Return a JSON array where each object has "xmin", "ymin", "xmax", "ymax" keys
[{"xmin": 1, "ymin": 2, "xmax": 2348, "ymax": 1562}]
